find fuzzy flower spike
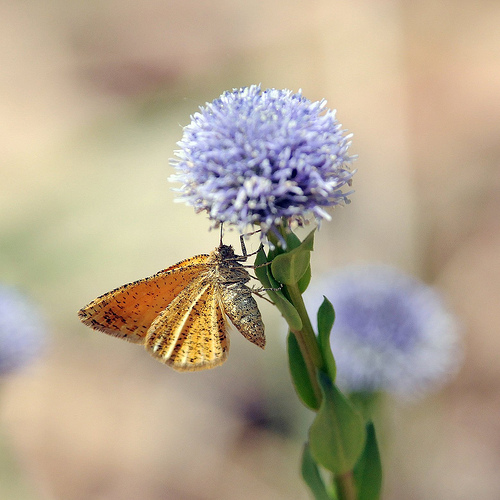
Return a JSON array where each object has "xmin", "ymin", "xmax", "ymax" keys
[{"xmin": 170, "ymin": 85, "xmax": 355, "ymax": 243}]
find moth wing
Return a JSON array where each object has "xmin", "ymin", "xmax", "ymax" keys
[
  {"xmin": 145, "ymin": 282, "xmax": 229, "ymax": 371},
  {"xmin": 78, "ymin": 255, "xmax": 209, "ymax": 343}
]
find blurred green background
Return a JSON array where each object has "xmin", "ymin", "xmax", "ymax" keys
[{"xmin": 1, "ymin": 1, "xmax": 499, "ymax": 498}]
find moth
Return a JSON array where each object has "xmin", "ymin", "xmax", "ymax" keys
[{"xmin": 78, "ymin": 239, "xmax": 265, "ymax": 371}]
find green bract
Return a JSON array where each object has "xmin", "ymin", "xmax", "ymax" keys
[
  {"xmin": 271, "ymin": 229, "xmax": 315, "ymax": 285},
  {"xmin": 287, "ymin": 332, "xmax": 319, "ymax": 410},
  {"xmin": 254, "ymin": 249, "xmax": 302, "ymax": 331},
  {"xmin": 317, "ymin": 297, "xmax": 337, "ymax": 382},
  {"xmin": 353, "ymin": 422, "xmax": 382, "ymax": 500},
  {"xmin": 301, "ymin": 443, "xmax": 332, "ymax": 500},
  {"xmin": 309, "ymin": 373, "xmax": 366, "ymax": 474}
]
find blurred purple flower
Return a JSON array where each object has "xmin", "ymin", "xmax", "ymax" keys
[
  {"xmin": 170, "ymin": 85, "xmax": 354, "ymax": 242},
  {"xmin": 0, "ymin": 285, "xmax": 47, "ymax": 375},
  {"xmin": 305, "ymin": 265, "xmax": 462, "ymax": 398}
]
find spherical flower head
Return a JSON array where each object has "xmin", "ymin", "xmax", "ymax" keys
[
  {"xmin": 304, "ymin": 265, "xmax": 462, "ymax": 398},
  {"xmin": 170, "ymin": 85, "xmax": 355, "ymax": 242},
  {"xmin": 0, "ymin": 284, "xmax": 47, "ymax": 375}
]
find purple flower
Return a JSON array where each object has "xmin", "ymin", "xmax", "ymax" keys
[
  {"xmin": 170, "ymin": 85, "xmax": 354, "ymax": 242},
  {"xmin": 305, "ymin": 265, "xmax": 462, "ymax": 398},
  {"xmin": 0, "ymin": 285, "xmax": 47, "ymax": 375}
]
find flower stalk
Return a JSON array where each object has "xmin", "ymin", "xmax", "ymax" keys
[
  {"xmin": 261, "ymin": 225, "xmax": 367, "ymax": 500},
  {"xmin": 336, "ymin": 472, "xmax": 358, "ymax": 500},
  {"xmin": 286, "ymin": 282, "xmax": 324, "ymax": 405},
  {"xmin": 284, "ymin": 274, "xmax": 361, "ymax": 500}
]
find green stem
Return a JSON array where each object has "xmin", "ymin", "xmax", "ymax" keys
[
  {"xmin": 336, "ymin": 472, "xmax": 357, "ymax": 500},
  {"xmin": 286, "ymin": 282, "xmax": 324, "ymax": 407},
  {"xmin": 269, "ymin": 226, "xmax": 359, "ymax": 500},
  {"xmin": 270, "ymin": 224, "xmax": 324, "ymax": 406}
]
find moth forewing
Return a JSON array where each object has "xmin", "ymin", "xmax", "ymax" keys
[{"xmin": 77, "ymin": 257, "xmax": 210, "ymax": 343}]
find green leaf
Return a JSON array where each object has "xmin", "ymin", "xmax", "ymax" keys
[
  {"xmin": 266, "ymin": 232, "xmax": 311, "ymax": 294},
  {"xmin": 298, "ymin": 264, "xmax": 312, "ymax": 293},
  {"xmin": 271, "ymin": 229, "xmax": 315, "ymax": 285},
  {"xmin": 254, "ymin": 248, "xmax": 302, "ymax": 331},
  {"xmin": 309, "ymin": 373, "xmax": 367, "ymax": 474},
  {"xmin": 301, "ymin": 442, "xmax": 333, "ymax": 500},
  {"xmin": 293, "ymin": 230, "xmax": 312, "ymax": 292},
  {"xmin": 317, "ymin": 297, "xmax": 337, "ymax": 381},
  {"xmin": 288, "ymin": 332, "xmax": 319, "ymax": 410},
  {"xmin": 254, "ymin": 247, "xmax": 273, "ymax": 286},
  {"xmin": 287, "ymin": 230, "xmax": 311, "ymax": 292},
  {"xmin": 285, "ymin": 230, "xmax": 303, "ymax": 250},
  {"xmin": 353, "ymin": 422, "xmax": 382, "ymax": 500}
]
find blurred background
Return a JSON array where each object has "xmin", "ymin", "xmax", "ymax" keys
[{"xmin": 1, "ymin": 0, "xmax": 499, "ymax": 498}]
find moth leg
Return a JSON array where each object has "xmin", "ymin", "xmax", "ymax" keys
[
  {"xmin": 250, "ymin": 289, "xmax": 276, "ymax": 305},
  {"xmin": 252, "ymin": 283, "xmax": 282, "ymax": 293},
  {"xmin": 239, "ymin": 232, "xmax": 263, "ymax": 259}
]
